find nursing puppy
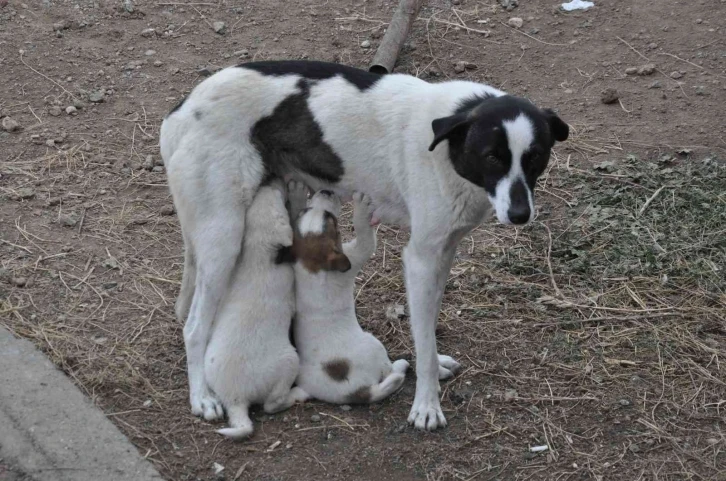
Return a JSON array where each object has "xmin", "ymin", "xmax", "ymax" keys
[
  {"xmin": 286, "ymin": 181, "xmax": 409, "ymax": 404},
  {"xmin": 204, "ymin": 181, "xmax": 303, "ymax": 439},
  {"xmin": 161, "ymin": 60, "xmax": 568, "ymax": 430}
]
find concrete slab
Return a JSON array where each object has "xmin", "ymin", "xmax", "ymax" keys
[{"xmin": 0, "ymin": 326, "xmax": 164, "ymax": 481}]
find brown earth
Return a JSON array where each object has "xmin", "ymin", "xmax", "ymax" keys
[{"xmin": 1, "ymin": 0, "xmax": 725, "ymax": 480}]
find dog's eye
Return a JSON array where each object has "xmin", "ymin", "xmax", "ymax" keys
[{"xmin": 486, "ymin": 154, "xmax": 502, "ymax": 165}]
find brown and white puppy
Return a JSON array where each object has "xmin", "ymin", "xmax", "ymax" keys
[{"xmin": 285, "ymin": 181, "xmax": 409, "ymax": 404}]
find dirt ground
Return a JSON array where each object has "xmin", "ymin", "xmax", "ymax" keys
[{"xmin": 1, "ymin": 0, "xmax": 725, "ymax": 480}]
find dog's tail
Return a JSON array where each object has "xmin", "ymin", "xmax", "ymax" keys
[
  {"xmin": 369, "ymin": 359, "xmax": 409, "ymax": 403},
  {"xmin": 216, "ymin": 404, "xmax": 253, "ymax": 440}
]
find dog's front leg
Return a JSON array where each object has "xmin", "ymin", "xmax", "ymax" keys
[{"xmin": 404, "ymin": 239, "xmax": 457, "ymax": 431}]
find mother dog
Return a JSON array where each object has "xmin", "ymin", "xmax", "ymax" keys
[{"xmin": 160, "ymin": 60, "xmax": 568, "ymax": 431}]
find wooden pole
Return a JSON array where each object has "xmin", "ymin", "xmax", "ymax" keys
[{"xmin": 369, "ymin": 0, "xmax": 425, "ymax": 74}]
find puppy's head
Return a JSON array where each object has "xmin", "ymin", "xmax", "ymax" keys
[
  {"xmin": 292, "ymin": 190, "xmax": 351, "ymax": 273},
  {"xmin": 247, "ymin": 181, "xmax": 293, "ymax": 248},
  {"xmin": 429, "ymin": 95, "xmax": 569, "ymax": 226}
]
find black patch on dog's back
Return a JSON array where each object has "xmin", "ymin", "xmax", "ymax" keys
[
  {"xmin": 346, "ymin": 386, "xmax": 372, "ymax": 404},
  {"xmin": 323, "ymin": 358, "xmax": 350, "ymax": 382},
  {"xmin": 251, "ymin": 80, "xmax": 345, "ymax": 183},
  {"xmin": 239, "ymin": 60, "xmax": 382, "ymax": 91}
]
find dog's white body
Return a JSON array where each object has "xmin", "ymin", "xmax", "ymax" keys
[
  {"xmin": 288, "ymin": 185, "xmax": 409, "ymax": 404},
  {"xmin": 202, "ymin": 182, "xmax": 302, "ymax": 439},
  {"xmin": 161, "ymin": 61, "xmax": 566, "ymax": 430}
]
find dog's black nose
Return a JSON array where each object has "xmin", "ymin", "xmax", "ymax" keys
[
  {"xmin": 507, "ymin": 206, "xmax": 531, "ymax": 225},
  {"xmin": 319, "ymin": 190, "xmax": 334, "ymax": 196}
]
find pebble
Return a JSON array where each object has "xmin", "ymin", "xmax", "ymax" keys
[
  {"xmin": 143, "ymin": 155, "xmax": 154, "ymax": 170},
  {"xmin": 2, "ymin": 116, "xmax": 20, "ymax": 132},
  {"xmin": 59, "ymin": 214, "xmax": 79, "ymax": 227},
  {"xmin": 454, "ymin": 61, "xmax": 467, "ymax": 73},
  {"xmin": 503, "ymin": 389, "xmax": 518, "ymax": 402},
  {"xmin": 508, "ymin": 17, "xmax": 523, "ymax": 29},
  {"xmin": 49, "ymin": 106, "xmax": 62, "ymax": 117},
  {"xmin": 340, "ymin": 405, "xmax": 352, "ymax": 412},
  {"xmin": 234, "ymin": 49, "xmax": 250, "ymax": 57},
  {"xmin": 140, "ymin": 28, "xmax": 156, "ymax": 37},
  {"xmin": 65, "ymin": 105, "xmax": 77, "ymax": 115},
  {"xmin": 153, "ymin": 60, "xmax": 163, "ymax": 67},
  {"xmin": 11, "ymin": 277, "xmax": 28, "ymax": 288},
  {"xmin": 45, "ymin": 139, "xmax": 56, "ymax": 148},
  {"xmin": 145, "ymin": 49, "xmax": 156, "ymax": 56},
  {"xmin": 695, "ymin": 86, "xmax": 706, "ymax": 96},
  {"xmin": 53, "ymin": 20, "xmax": 70, "ymax": 31},
  {"xmin": 212, "ymin": 21, "xmax": 226, "ymax": 34},
  {"xmin": 310, "ymin": 414, "xmax": 321, "ymax": 423},
  {"xmin": 123, "ymin": 0, "xmax": 134, "ymax": 13},
  {"xmin": 600, "ymin": 87, "xmax": 619, "ymax": 104},
  {"xmin": 385, "ymin": 304, "xmax": 406, "ymax": 321},
  {"xmin": 706, "ymin": 438, "xmax": 719, "ymax": 445},
  {"xmin": 670, "ymin": 71, "xmax": 684, "ymax": 79},
  {"xmin": 103, "ymin": 282, "xmax": 118, "ymax": 290},
  {"xmin": 625, "ymin": 67, "xmax": 638, "ymax": 75},
  {"xmin": 628, "ymin": 443, "xmax": 641, "ymax": 453},
  {"xmin": 648, "ymin": 80, "xmax": 662, "ymax": 89},
  {"xmin": 360, "ymin": 40, "xmax": 371, "ymax": 48},
  {"xmin": 499, "ymin": 0, "xmax": 518, "ymax": 11},
  {"xmin": 88, "ymin": 90, "xmax": 105, "ymax": 103},
  {"xmin": 152, "ymin": 165, "xmax": 164, "ymax": 173},
  {"xmin": 619, "ymin": 398, "xmax": 632, "ymax": 406},
  {"xmin": 636, "ymin": 63, "xmax": 656, "ymax": 76}
]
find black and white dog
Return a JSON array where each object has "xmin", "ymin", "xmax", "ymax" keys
[{"xmin": 160, "ymin": 60, "xmax": 568, "ymax": 431}]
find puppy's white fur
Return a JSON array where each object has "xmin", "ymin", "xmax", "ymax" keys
[
  {"xmin": 204, "ymin": 181, "xmax": 302, "ymax": 439},
  {"xmin": 288, "ymin": 183, "xmax": 408, "ymax": 404}
]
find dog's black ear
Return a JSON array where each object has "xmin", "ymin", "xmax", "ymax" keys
[
  {"xmin": 544, "ymin": 108, "xmax": 569, "ymax": 142},
  {"xmin": 275, "ymin": 245, "xmax": 296, "ymax": 264},
  {"xmin": 428, "ymin": 113, "xmax": 471, "ymax": 152}
]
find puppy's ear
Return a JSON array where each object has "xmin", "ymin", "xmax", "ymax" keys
[
  {"xmin": 275, "ymin": 245, "xmax": 296, "ymax": 264},
  {"xmin": 544, "ymin": 108, "xmax": 569, "ymax": 142},
  {"xmin": 327, "ymin": 249, "xmax": 351, "ymax": 272},
  {"xmin": 428, "ymin": 113, "xmax": 470, "ymax": 152}
]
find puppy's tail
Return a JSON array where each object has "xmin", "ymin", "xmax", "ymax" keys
[
  {"xmin": 216, "ymin": 404, "xmax": 253, "ymax": 440},
  {"xmin": 369, "ymin": 359, "xmax": 409, "ymax": 403}
]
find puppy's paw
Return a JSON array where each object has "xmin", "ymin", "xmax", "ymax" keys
[
  {"xmin": 408, "ymin": 391, "xmax": 447, "ymax": 431},
  {"xmin": 392, "ymin": 359, "xmax": 410, "ymax": 374},
  {"xmin": 287, "ymin": 180, "xmax": 309, "ymax": 214},
  {"xmin": 438, "ymin": 354, "xmax": 461, "ymax": 379},
  {"xmin": 191, "ymin": 390, "xmax": 224, "ymax": 421},
  {"xmin": 352, "ymin": 192, "xmax": 374, "ymax": 227}
]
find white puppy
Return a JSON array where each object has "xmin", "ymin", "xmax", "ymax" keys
[
  {"xmin": 204, "ymin": 181, "xmax": 303, "ymax": 439},
  {"xmin": 285, "ymin": 181, "xmax": 409, "ymax": 404}
]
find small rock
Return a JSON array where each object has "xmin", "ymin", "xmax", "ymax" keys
[
  {"xmin": 142, "ymin": 399, "xmax": 153, "ymax": 407},
  {"xmin": 53, "ymin": 20, "xmax": 70, "ymax": 31},
  {"xmin": 636, "ymin": 63, "xmax": 656, "ymax": 76},
  {"xmin": 103, "ymin": 257, "xmax": 120, "ymax": 270},
  {"xmin": 88, "ymin": 90, "xmax": 105, "ymax": 103},
  {"xmin": 14, "ymin": 188, "xmax": 36, "ymax": 200},
  {"xmin": 140, "ymin": 28, "xmax": 156, "ymax": 37},
  {"xmin": 143, "ymin": 156, "xmax": 154, "ymax": 170},
  {"xmin": 103, "ymin": 282, "xmax": 118, "ymax": 290},
  {"xmin": 59, "ymin": 213, "xmax": 79, "ymax": 227},
  {"xmin": 153, "ymin": 60, "xmax": 163, "ymax": 67},
  {"xmin": 670, "ymin": 71, "xmax": 683, "ymax": 79},
  {"xmin": 234, "ymin": 49, "xmax": 250, "ymax": 57},
  {"xmin": 600, "ymin": 87, "xmax": 619, "ymax": 104},
  {"xmin": 503, "ymin": 389, "xmax": 518, "ymax": 402},
  {"xmin": 154, "ymin": 156, "xmax": 164, "ymax": 167},
  {"xmin": 49, "ymin": 106, "xmax": 62, "ymax": 117},
  {"xmin": 706, "ymin": 438, "xmax": 719, "ymax": 445},
  {"xmin": 360, "ymin": 40, "xmax": 371, "ymax": 49},
  {"xmin": 695, "ymin": 86, "xmax": 706, "ymax": 96},
  {"xmin": 340, "ymin": 405, "xmax": 352, "ymax": 412},
  {"xmin": 499, "ymin": 0, "xmax": 518, "ymax": 11},
  {"xmin": 212, "ymin": 462, "xmax": 224, "ymax": 475},
  {"xmin": 310, "ymin": 414, "xmax": 321, "ymax": 423},
  {"xmin": 11, "ymin": 277, "xmax": 28, "ymax": 288},
  {"xmin": 2, "ymin": 116, "xmax": 20, "ymax": 132},
  {"xmin": 160, "ymin": 205, "xmax": 175, "ymax": 216},
  {"xmin": 123, "ymin": 0, "xmax": 134, "ymax": 13},
  {"xmin": 145, "ymin": 49, "xmax": 156, "ymax": 56},
  {"xmin": 395, "ymin": 424, "xmax": 406, "ymax": 433},
  {"xmin": 624, "ymin": 67, "xmax": 638, "ymax": 75},
  {"xmin": 45, "ymin": 139, "xmax": 56, "ymax": 148},
  {"xmin": 385, "ymin": 304, "xmax": 406, "ymax": 321},
  {"xmin": 619, "ymin": 398, "xmax": 631, "ymax": 406},
  {"xmin": 648, "ymin": 80, "xmax": 662, "ymax": 89},
  {"xmin": 152, "ymin": 166, "xmax": 164, "ymax": 173},
  {"xmin": 695, "ymin": 18, "xmax": 703, "ymax": 24},
  {"xmin": 65, "ymin": 106, "xmax": 77, "ymax": 115},
  {"xmin": 628, "ymin": 443, "xmax": 641, "ymax": 453},
  {"xmin": 212, "ymin": 21, "xmax": 226, "ymax": 34},
  {"xmin": 197, "ymin": 67, "xmax": 216, "ymax": 77},
  {"xmin": 508, "ymin": 17, "xmax": 523, "ymax": 29},
  {"xmin": 528, "ymin": 27, "xmax": 540, "ymax": 35},
  {"xmin": 452, "ymin": 0, "xmax": 461, "ymax": 4},
  {"xmin": 454, "ymin": 61, "xmax": 467, "ymax": 73}
]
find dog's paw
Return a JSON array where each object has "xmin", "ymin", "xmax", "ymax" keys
[
  {"xmin": 392, "ymin": 359, "xmax": 410, "ymax": 374},
  {"xmin": 352, "ymin": 192, "xmax": 373, "ymax": 226},
  {"xmin": 408, "ymin": 391, "xmax": 447, "ymax": 431},
  {"xmin": 191, "ymin": 390, "xmax": 224, "ymax": 421},
  {"xmin": 287, "ymin": 180, "xmax": 308, "ymax": 207},
  {"xmin": 438, "ymin": 354, "xmax": 461, "ymax": 380}
]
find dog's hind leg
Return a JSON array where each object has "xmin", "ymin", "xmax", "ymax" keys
[
  {"xmin": 369, "ymin": 359, "xmax": 409, "ymax": 403},
  {"xmin": 262, "ymin": 354, "xmax": 305, "ymax": 413},
  {"xmin": 175, "ymin": 234, "xmax": 196, "ymax": 322},
  {"xmin": 217, "ymin": 404, "xmax": 254, "ymax": 440},
  {"xmin": 263, "ymin": 386, "xmax": 310, "ymax": 414}
]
